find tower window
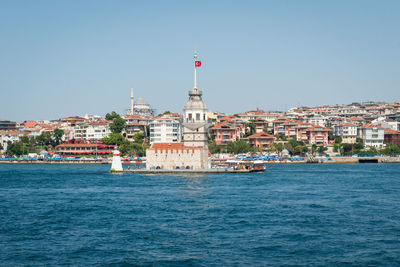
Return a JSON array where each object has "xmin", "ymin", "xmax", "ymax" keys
[
  {"xmin": 196, "ymin": 113, "xmax": 200, "ymax": 121},
  {"xmin": 188, "ymin": 113, "xmax": 192, "ymax": 121}
]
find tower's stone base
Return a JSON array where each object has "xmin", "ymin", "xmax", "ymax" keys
[{"xmin": 146, "ymin": 143, "xmax": 209, "ymax": 170}]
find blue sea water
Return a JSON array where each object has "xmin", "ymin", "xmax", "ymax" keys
[{"xmin": 0, "ymin": 164, "xmax": 400, "ymax": 266}]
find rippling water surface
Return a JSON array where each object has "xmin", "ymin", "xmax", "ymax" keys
[{"xmin": 1, "ymin": 164, "xmax": 400, "ymax": 266}]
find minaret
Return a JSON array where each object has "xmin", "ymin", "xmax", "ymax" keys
[{"xmin": 130, "ymin": 88, "xmax": 134, "ymax": 115}]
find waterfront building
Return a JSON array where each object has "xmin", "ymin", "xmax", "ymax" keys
[
  {"xmin": 124, "ymin": 114, "xmax": 149, "ymax": 142},
  {"xmin": 55, "ymin": 140, "xmax": 114, "ymax": 156},
  {"xmin": 210, "ymin": 120, "xmax": 243, "ymax": 145},
  {"xmin": 305, "ymin": 126, "xmax": 330, "ymax": 145},
  {"xmin": 149, "ymin": 113, "xmax": 183, "ymax": 144},
  {"xmin": 248, "ymin": 132, "xmax": 275, "ymax": 149},
  {"xmin": 73, "ymin": 121, "xmax": 111, "ymax": 141},
  {"xmin": 146, "ymin": 52, "xmax": 209, "ymax": 170},
  {"xmin": 294, "ymin": 122, "xmax": 316, "ymax": 143},
  {"xmin": 384, "ymin": 129, "xmax": 400, "ymax": 146},
  {"xmin": 283, "ymin": 119, "xmax": 300, "ymax": 139},
  {"xmin": 0, "ymin": 130, "xmax": 23, "ymax": 151},
  {"xmin": 358, "ymin": 124, "xmax": 384, "ymax": 148},
  {"xmin": 333, "ymin": 123, "xmax": 358, "ymax": 144},
  {"xmin": 273, "ymin": 117, "xmax": 288, "ymax": 135}
]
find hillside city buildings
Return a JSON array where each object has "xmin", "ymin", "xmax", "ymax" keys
[{"xmin": 1, "ymin": 90, "xmax": 400, "ymax": 157}]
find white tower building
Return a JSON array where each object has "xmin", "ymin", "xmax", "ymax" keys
[
  {"xmin": 182, "ymin": 51, "xmax": 209, "ymax": 148},
  {"xmin": 145, "ymin": 51, "xmax": 210, "ymax": 170}
]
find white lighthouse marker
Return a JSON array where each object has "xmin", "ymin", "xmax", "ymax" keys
[{"xmin": 111, "ymin": 148, "xmax": 123, "ymax": 172}]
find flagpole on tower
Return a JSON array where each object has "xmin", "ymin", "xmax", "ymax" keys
[{"xmin": 194, "ymin": 49, "xmax": 198, "ymax": 89}]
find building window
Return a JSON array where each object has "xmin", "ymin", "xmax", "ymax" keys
[
  {"xmin": 196, "ymin": 113, "xmax": 200, "ymax": 121},
  {"xmin": 188, "ymin": 113, "xmax": 192, "ymax": 121}
]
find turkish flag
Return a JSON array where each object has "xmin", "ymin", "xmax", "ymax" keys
[{"xmin": 195, "ymin": 61, "xmax": 202, "ymax": 67}]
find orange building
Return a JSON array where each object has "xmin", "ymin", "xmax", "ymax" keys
[
  {"xmin": 210, "ymin": 120, "xmax": 244, "ymax": 145},
  {"xmin": 248, "ymin": 132, "xmax": 275, "ymax": 149},
  {"xmin": 305, "ymin": 126, "xmax": 330, "ymax": 145}
]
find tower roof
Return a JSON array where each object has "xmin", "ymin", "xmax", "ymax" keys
[{"xmin": 184, "ymin": 88, "xmax": 207, "ymax": 111}]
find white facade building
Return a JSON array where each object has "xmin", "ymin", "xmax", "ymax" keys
[
  {"xmin": 358, "ymin": 125, "xmax": 384, "ymax": 148},
  {"xmin": 73, "ymin": 121, "xmax": 111, "ymax": 140},
  {"xmin": 333, "ymin": 123, "xmax": 358, "ymax": 143},
  {"xmin": 150, "ymin": 114, "xmax": 182, "ymax": 144}
]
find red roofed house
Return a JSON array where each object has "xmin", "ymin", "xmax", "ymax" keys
[
  {"xmin": 248, "ymin": 132, "xmax": 275, "ymax": 149},
  {"xmin": 24, "ymin": 120, "xmax": 38, "ymax": 128},
  {"xmin": 294, "ymin": 122, "xmax": 315, "ymax": 143},
  {"xmin": 283, "ymin": 120, "xmax": 300, "ymax": 139},
  {"xmin": 254, "ymin": 118, "xmax": 268, "ymax": 133},
  {"xmin": 210, "ymin": 120, "xmax": 244, "ymax": 145},
  {"xmin": 273, "ymin": 117, "xmax": 288, "ymax": 135},
  {"xmin": 384, "ymin": 129, "xmax": 400, "ymax": 146},
  {"xmin": 305, "ymin": 126, "xmax": 330, "ymax": 145}
]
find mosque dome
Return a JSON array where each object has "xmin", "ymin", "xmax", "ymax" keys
[{"xmin": 133, "ymin": 97, "xmax": 150, "ymax": 108}]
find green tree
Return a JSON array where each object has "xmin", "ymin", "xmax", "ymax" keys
[
  {"xmin": 226, "ymin": 140, "xmax": 252, "ymax": 154},
  {"xmin": 53, "ymin": 129, "xmax": 64, "ymax": 145},
  {"xmin": 271, "ymin": 143, "xmax": 283, "ymax": 154},
  {"xmin": 208, "ymin": 140, "xmax": 221, "ymax": 154},
  {"xmin": 244, "ymin": 123, "xmax": 256, "ymax": 137},
  {"xmin": 105, "ymin": 111, "xmax": 120, "ymax": 121},
  {"xmin": 334, "ymin": 137, "xmax": 342, "ymax": 144},
  {"xmin": 311, "ymin": 144, "xmax": 318, "ymax": 155},
  {"xmin": 120, "ymin": 142, "xmax": 147, "ymax": 157},
  {"xmin": 110, "ymin": 117, "xmax": 126, "ymax": 134},
  {"xmin": 132, "ymin": 132, "xmax": 144, "ymax": 144},
  {"xmin": 318, "ymin": 146, "xmax": 328, "ymax": 154},
  {"xmin": 157, "ymin": 110, "xmax": 171, "ymax": 117},
  {"xmin": 36, "ymin": 132, "xmax": 52, "ymax": 147},
  {"xmin": 102, "ymin": 133, "xmax": 127, "ymax": 146},
  {"xmin": 0, "ymin": 143, "xmax": 3, "ymax": 150},
  {"xmin": 6, "ymin": 142, "xmax": 24, "ymax": 156},
  {"xmin": 333, "ymin": 143, "xmax": 343, "ymax": 154},
  {"xmin": 380, "ymin": 144, "xmax": 400, "ymax": 155}
]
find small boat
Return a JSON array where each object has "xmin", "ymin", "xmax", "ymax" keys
[{"xmin": 250, "ymin": 160, "xmax": 266, "ymax": 173}]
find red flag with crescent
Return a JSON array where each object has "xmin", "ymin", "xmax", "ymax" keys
[{"xmin": 195, "ymin": 61, "xmax": 201, "ymax": 67}]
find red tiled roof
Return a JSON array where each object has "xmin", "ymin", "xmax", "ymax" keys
[
  {"xmin": 348, "ymin": 117, "xmax": 364, "ymax": 121},
  {"xmin": 247, "ymin": 132, "xmax": 275, "ymax": 139},
  {"xmin": 24, "ymin": 121, "xmax": 38, "ymax": 128},
  {"xmin": 384, "ymin": 128, "xmax": 399, "ymax": 134},
  {"xmin": 360, "ymin": 124, "xmax": 383, "ymax": 129}
]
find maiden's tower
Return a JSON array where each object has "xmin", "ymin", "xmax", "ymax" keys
[{"xmin": 145, "ymin": 52, "xmax": 210, "ymax": 170}]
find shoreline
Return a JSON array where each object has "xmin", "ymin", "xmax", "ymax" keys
[{"xmin": 1, "ymin": 158, "xmax": 400, "ymax": 164}]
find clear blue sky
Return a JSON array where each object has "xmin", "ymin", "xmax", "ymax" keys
[{"xmin": 1, "ymin": 0, "xmax": 399, "ymax": 121}]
